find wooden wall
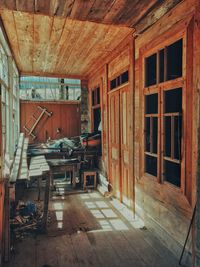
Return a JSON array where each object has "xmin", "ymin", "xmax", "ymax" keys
[
  {"xmin": 20, "ymin": 101, "xmax": 80, "ymax": 143},
  {"xmin": 88, "ymin": 35, "xmax": 134, "ymax": 207},
  {"xmin": 134, "ymin": 0, "xmax": 196, "ymax": 251},
  {"xmin": 88, "ymin": 0, "xmax": 197, "ymax": 254}
]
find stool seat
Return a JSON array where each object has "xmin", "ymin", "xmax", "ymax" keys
[{"xmin": 82, "ymin": 170, "xmax": 97, "ymax": 190}]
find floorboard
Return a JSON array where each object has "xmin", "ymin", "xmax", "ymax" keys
[{"xmin": 4, "ymin": 188, "xmax": 180, "ymax": 267}]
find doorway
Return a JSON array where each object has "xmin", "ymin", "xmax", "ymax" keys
[{"xmin": 108, "ymin": 85, "xmax": 130, "ymax": 204}]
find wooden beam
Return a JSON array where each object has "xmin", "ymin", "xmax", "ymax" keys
[
  {"xmin": 134, "ymin": 0, "xmax": 183, "ymax": 34},
  {"xmin": 194, "ymin": 0, "xmax": 200, "ymax": 266},
  {"xmin": 21, "ymin": 71, "xmax": 87, "ymax": 80},
  {"xmin": 129, "ymin": 36, "xmax": 135, "ymax": 216}
]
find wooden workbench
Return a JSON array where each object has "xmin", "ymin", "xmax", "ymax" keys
[{"xmin": 47, "ymin": 158, "xmax": 81, "ymax": 189}]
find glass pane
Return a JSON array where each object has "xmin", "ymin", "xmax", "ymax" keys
[
  {"xmin": 167, "ymin": 39, "xmax": 183, "ymax": 80},
  {"xmin": 116, "ymin": 76, "xmax": 120, "ymax": 87},
  {"xmin": 152, "ymin": 117, "xmax": 158, "ymax": 154},
  {"xmin": 92, "ymin": 90, "xmax": 95, "ymax": 106},
  {"xmin": 145, "ymin": 53, "xmax": 157, "ymax": 87},
  {"xmin": 121, "ymin": 71, "xmax": 129, "ymax": 84},
  {"xmin": 145, "ymin": 155, "xmax": 157, "ymax": 177},
  {"xmin": 164, "ymin": 116, "xmax": 171, "ymax": 157},
  {"xmin": 164, "ymin": 88, "xmax": 182, "ymax": 113},
  {"xmin": 145, "ymin": 94, "xmax": 158, "ymax": 114},
  {"xmin": 145, "ymin": 117, "xmax": 150, "ymax": 152},
  {"xmin": 110, "ymin": 79, "xmax": 116, "ymax": 90},
  {"xmin": 159, "ymin": 49, "xmax": 164, "ymax": 83},
  {"xmin": 97, "ymin": 87, "xmax": 100, "ymax": 105},
  {"xmin": 174, "ymin": 115, "xmax": 182, "ymax": 160},
  {"xmin": 164, "ymin": 160, "xmax": 181, "ymax": 187}
]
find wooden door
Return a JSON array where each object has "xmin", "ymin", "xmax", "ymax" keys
[
  {"xmin": 108, "ymin": 91, "xmax": 121, "ymax": 199},
  {"xmin": 120, "ymin": 86, "xmax": 130, "ymax": 205},
  {"xmin": 108, "ymin": 86, "xmax": 131, "ymax": 204}
]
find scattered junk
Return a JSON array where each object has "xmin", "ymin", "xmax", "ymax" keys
[
  {"xmin": 10, "ymin": 200, "xmax": 48, "ymax": 241},
  {"xmin": 27, "ymin": 131, "xmax": 101, "ymax": 157},
  {"xmin": 80, "ymin": 132, "xmax": 101, "ymax": 148}
]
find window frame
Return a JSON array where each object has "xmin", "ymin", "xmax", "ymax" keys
[{"xmin": 141, "ymin": 31, "xmax": 186, "ymax": 194}]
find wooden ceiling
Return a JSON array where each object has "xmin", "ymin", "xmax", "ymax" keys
[
  {"xmin": 0, "ymin": 10, "xmax": 133, "ymax": 78},
  {"xmin": 0, "ymin": 0, "xmax": 170, "ymax": 27},
  {"xmin": 0, "ymin": 0, "xmax": 183, "ymax": 78}
]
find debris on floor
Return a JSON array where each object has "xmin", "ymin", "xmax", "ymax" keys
[{"xmin": 10, "ymin": 200, "xmax": 46, "ymax": 239}]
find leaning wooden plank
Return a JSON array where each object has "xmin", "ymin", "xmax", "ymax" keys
[
  {"xmin": 18, "ymin": 138, "xmax": 29, "ymax": 180},
  {"xmin": 10, "ymin": 133, "xmax": 24, "ymax": 182}
]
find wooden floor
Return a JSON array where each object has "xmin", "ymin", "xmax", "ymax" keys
[{"xmin": 6, "ymin": 189, "xmax": 181, "ymax": 267}]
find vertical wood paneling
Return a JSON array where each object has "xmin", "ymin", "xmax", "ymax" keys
[{"xmin": 20, "ymin": 101, "xmax": 80, "ymax": 143}]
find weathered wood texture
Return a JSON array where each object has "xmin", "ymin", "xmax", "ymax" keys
[
  {"xmin": 0, "ymin": 9, "xmax": 133, "ymax": 78},
  {"xmin": 134, "ymin": 0, "xmax": 195, "ymax": 249},
  {"xmin": 89, "ymin": 41, "xmax": 134, "ymax": 208},
  {"xmin": 194, "ymin": 0, "xmax": 200, "ymax": 266},
  {"xmin": 8, "ymin": 190, "xmax": 180, "ymax": 267},
  {"xmin": 20, "ymin": 100, "xmax": 80, "ymax": 143},
  {"xmin": 0, "ymin": 0, "xmax": 182, "ymax": 28}
]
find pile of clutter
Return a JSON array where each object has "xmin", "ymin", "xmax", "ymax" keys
[{"xmin": 10, "ymin": 201, "xmax": 44, "ymax": 238}]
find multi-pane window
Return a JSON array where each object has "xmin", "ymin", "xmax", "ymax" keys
[
  {"xmin": 144, "ymin": 39, "xmax": 183, "ymax": 188},
  {"xmin": 163, "ymin": 88, "xmax": 182, "ymax": 187},
  {"xmin": 144, "ymin": 93, "xmax": 158, "ymax": 177},
  {"xmin": 19, "ymin": 77, "xmax": 81, "ymax": 101},
  {"xmin": 110, "ymin": 70, "xmax": 129, "ymax": 90}
]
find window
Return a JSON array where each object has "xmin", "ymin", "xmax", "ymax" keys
[
  {"xmin": 110, "ymin": 70, "xmax": 129, "ymax": 90},
  {"xmin": 144, "ymin": 39, "xmax": 183, "ymax": 188},
  {"xmin": 145, "ymin": 39, "xmax": 183, "ymax": 86},
  {"xmin": 19, "ymin": 76, "xmax": 81, "ymax": 101},
  {"xmin": 144, "ymin": 93, "xmax": 158, "ymax": 177},
  {"xmin": 164, "ymin": 88, "xmax": 182, "ymax": 187},
  {"xmin": 91, "ymin": 87, "xmax": 101, "ymax": 132}
]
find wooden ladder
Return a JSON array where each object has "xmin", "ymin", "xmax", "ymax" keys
[{"xmin": 23, "ymin": 106, "xmax": 52, "ymax": 140}]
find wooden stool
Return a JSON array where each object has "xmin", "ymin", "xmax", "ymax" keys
[{"xmin": 83, "ymin": 171, "xmax": 97, "ymax": 190}]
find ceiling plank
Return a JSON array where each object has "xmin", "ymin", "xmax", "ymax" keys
[
  {"xmin": 0, "ymin": 0, "xmax": 16, "ymax": 9},
  {"xmin": 42, "ymin": 16, "xmax": 66, "ymax": 72},
  {"xmin": 16, "ymin": 0, "xmax": 34, "ymax": 13},
  {"xmin": 33, "ymin": 14, "xmax": 53, "ymax": 72},
  {"xmin": 49, "ymin": 0, "xmax": 72, "ymax": 16},
  {"xmin": 59, "ymin": 0, "xmax": 76, "ymax": 17},
  {"xmin": 133, "ymin": 0, "xmax": 183, "ymax": 33},
  {"xmin": 102, "ymin": 0, "xmax": 127, "ymax": 24},
  {"xmin": 35, "ymin": 0, "xmax": 50, "ymax": 15},
  {"xmin": 0, "ymin": 10, "xmax": 22, "ymax": 68},
  {"xmin": 86, "ymin": 0, "xmax": 116, "ymax": 23},
  {"xmin": 13, "ymin": 11, "xmax": 34, "ymax": 72},
  {"xmin": 110, "ymin": 0, "xmax": 159, "ymax": 26},
  {"xmin": 54, "ymin": 19, "xmax": 84, "ymax": 71},
  {"xmin": 70, "ymin": 0, "xmax": 95, "ymax": 20}
]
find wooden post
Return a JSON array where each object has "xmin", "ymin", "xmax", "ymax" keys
[
  {"xmin": 3, "ymin": 179, "xmax": 10, "ymax": 262},
  {"xmin": 194, "ymin": 0, "xmax": 200, "ymax": 266},
  {"xmin": 41, "ymin": 172, "xmax": 51, "ymax": 232},
  {"xmin": 129, "ymin": 34, "xmax": 135, "ymax": 217}
]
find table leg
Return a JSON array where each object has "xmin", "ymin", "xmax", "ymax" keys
[
  {"xmin": 41, "ymin": 171, "xmax": 51, "ymax": 232},
  {"xmin": 72, "ymin": 166, "xmax": 76, "ymax": 189}
]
